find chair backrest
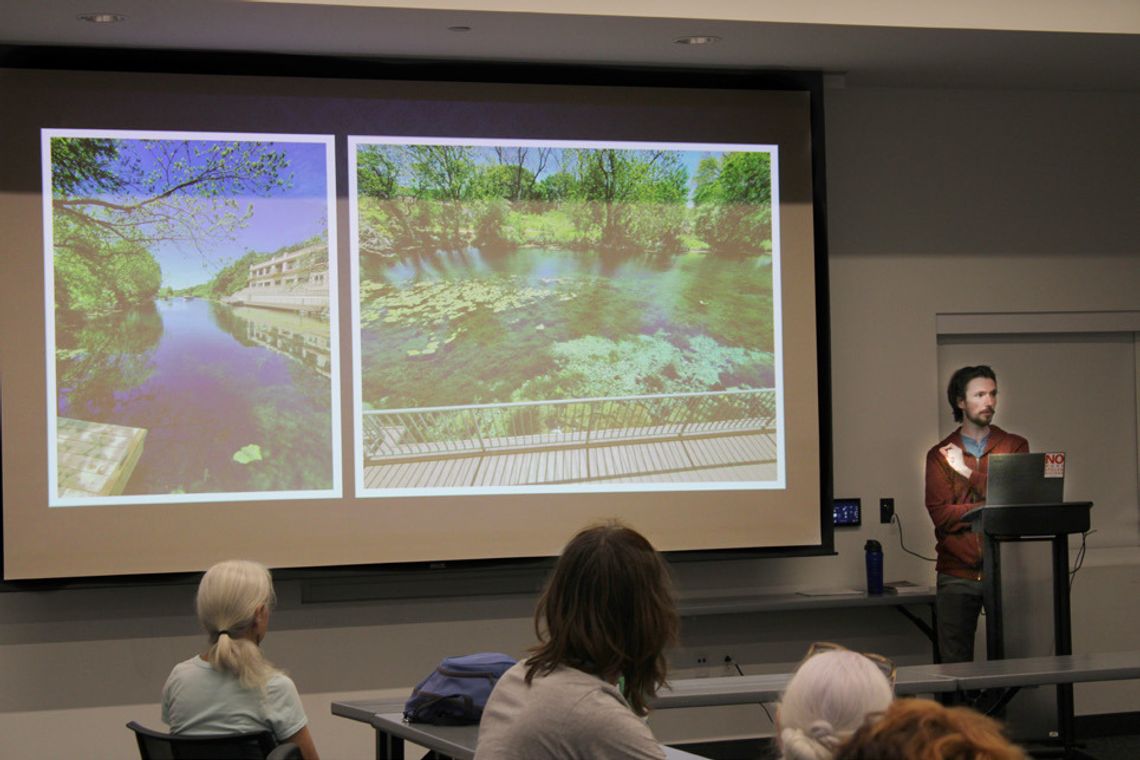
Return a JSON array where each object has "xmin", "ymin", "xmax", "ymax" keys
[
  {"xmin": 127, "ymin": 721, "xmax": 279, "ymax": 760},
  {"xmin": 266, "ymin": 743, "xmax": 303, "ymax": 760}
]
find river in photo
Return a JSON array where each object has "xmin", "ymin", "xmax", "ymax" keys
[{"xmin": 55, "ymin": 298, "xmax": 334, "ymax": 496}]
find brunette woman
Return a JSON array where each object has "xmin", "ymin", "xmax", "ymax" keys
[{"xmin": 475, "ymin": 521, "xmax": 678, "ymax": 760}]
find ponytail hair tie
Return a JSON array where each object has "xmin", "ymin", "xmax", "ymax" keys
[{"xmin": 218, "ymin": 630, "xmax": 232, "ymax": 637}]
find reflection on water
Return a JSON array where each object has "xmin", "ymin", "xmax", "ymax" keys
[
  {"xmin": 374, "ymin": 245, "xmax": 683, "ymax": 286},
  {"xmin": 56, "ymin": 299, "xmax": 334, "ymax": 497},
  {"xmin": 55, "ymin": 302, "xmax": 164, "ymax": 416},
  {"xmin": 359, "ymin": 247, "xmax": 775, "ymax": 410},
  {"xmin": 215, "ymin": 303, "xmax": 332, "ymax": 379}
]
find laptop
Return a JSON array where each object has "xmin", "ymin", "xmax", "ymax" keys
[{"xmin": 986, "ymin": 452, "xmax": 1066, "ymax": 506}]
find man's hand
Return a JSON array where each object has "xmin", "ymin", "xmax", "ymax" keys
[{"xmin": 940, "ymin": 443, "xmax": 973, "ymax": 479}]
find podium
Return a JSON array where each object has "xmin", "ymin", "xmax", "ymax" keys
[{"xmin": 962, "ymin": 502, "xmax": 1092, "ymax": 754}]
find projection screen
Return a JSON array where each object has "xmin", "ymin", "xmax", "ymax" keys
[{"xmin": 0, "ymin": 65, "xmax": 828, "ymax": 580}]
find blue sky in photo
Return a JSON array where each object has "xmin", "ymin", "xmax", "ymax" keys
[{"xmin": 151, "ymin": 140, "xmax": 330, "ymax": 290}]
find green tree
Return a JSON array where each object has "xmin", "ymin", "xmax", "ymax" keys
[
  {"xmin": 489, "ymin": 146, "xmax": 551, "ymax": 202},
  {"xmin": 51, "ymin": 136, "xmax": 294, "ymax": 314},
  {"xmin": 536, "ymin": 170, "xmax": 578, "ymax": 202},
  {"xmin": 569, "ymin": 149, "xmax": 687, "ymax": 249},
  {"xmin": 409, "ymin": 145, "xmax": 476, "ymax": 201},
  {"xmin": 414, "ymin": 145, "xmax": 477, "ymax": 248},
  {"xmin": 51, "ymin": 138, "xmax": 122, "ymax": 196},
  {"xmin": 53, "ymin": 215, "xmax": 162, "ymax": 313},
  {"xmin": 719, "ymin": 152, "xmax": 771, "ymax": 206},
  {"xmin": 692, "ymin": 151, "xmax": 772, "ymax": 254},
  {"xmin": 357, "ymin": 144, "xmax": 404, "ymax": 200},
  {"xmin": 692, "ymin": 156, "xmax": 725, "ymax": 205},
  {"xmin": 357, "ymin": 145, "xmax": 425, "ymax": 256},
  {"xmin": 471, "ymin": 163, "xmax": 537, "ymax": 201},
  {"xmin": 468, "ymin": 149, "xmax": 549, "ymax": 247}
]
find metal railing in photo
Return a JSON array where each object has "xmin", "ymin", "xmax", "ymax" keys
[{"xmin": 361, "ymin": 388, "xmax": 776, "ymax": 463}]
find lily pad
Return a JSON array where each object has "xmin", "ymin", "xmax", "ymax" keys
[{"xmin": 233, "ymin": 444, "xmax": 263, "ymax": 464}]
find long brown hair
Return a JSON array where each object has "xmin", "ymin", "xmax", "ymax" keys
[
  {"xmin": 526, "ymin": 520, "xmax": 678, "ymax": 716},
  {"xmin": 835, "ymin": 698, "xmax": 1027, "ymax": 760}
]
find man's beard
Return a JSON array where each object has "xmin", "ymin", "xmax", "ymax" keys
[{"xmin": 965, "ymin": 408, "xmax": 994, "ymax": 428}]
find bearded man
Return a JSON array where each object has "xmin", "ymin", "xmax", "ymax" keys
[{"xmin": 925, "ymin": 365, "xmax": 1028, "ymax": 663}]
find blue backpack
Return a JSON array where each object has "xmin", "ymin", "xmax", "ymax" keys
[{"xmin": 403, "ymin": 652, "xmax": 517, "ymax": 725}]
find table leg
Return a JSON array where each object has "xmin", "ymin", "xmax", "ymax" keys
[
  {"xmin": 984, "ymin": 535, "xmax": 1005, "ymax": 660},
  {"xmin": 376, "ymin": 727, "xmax": 405, "ymax": 760},
  {"xmin": 1052, "ymin": 535, "xmax": 1077, "ymax": 756}
]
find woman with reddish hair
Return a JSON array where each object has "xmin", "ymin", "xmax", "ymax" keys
[{"xmin": 836, "ymin": 698, "xmax": 1026, "ymax": 760}]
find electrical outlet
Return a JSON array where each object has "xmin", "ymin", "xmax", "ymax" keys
[
  {"xmin": 694, "ymin": 654, "xmax": 710, "ymax": 678},
  {"xmin": 880, "ymin": 498, "xmax": 895, "ymax": 524}
]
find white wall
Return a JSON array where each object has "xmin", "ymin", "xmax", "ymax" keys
[{"xmin": 1, "ymin": 83, "xmax": 1137, "ymax": 759}]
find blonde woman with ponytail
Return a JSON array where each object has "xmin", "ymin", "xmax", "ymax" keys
[
  {"xmin": 776, "ymin": 644, "xmax": 895, "ymax": 760},
  {"xmin": 161, "ymin": 560, "xmax": 320, "ymax": 760}
]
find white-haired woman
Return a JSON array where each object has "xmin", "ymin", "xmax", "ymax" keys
[
  {"xmin": 776, "ymin": 643, "xmax": 895, "ymax": 760},
  {"xmin": 162, "ymin": 559, "xmax": 320, "ymax": 760}
]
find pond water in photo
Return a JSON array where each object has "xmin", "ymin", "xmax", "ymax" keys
[
  {"xmin": 55, "ymin": 299, "xmax": 334, "ymax": 496},
  {"xmin": 359, "ymin": 247, "xmax": 776, "ymax": 410}
]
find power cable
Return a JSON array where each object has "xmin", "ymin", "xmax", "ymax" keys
[
  {"xmin": 892, "ymin": 512, "xmax": 936, "ymax": 562},
  {"xmin": 1069, "ymin": 530, "xmax": 1092, "ymax": 590},
  {"xmin": 723, "ymin": 655, "xmax": 775, "ymax": 724}
]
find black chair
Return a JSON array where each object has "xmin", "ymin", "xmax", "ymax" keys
[{"xmin": 126, "ymin": 721, "xmax": 302, "ymax": 760}]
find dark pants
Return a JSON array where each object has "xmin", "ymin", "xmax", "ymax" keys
[{"xmin": 936, "ymin": 573, "xmax": 986, "ymax": 663}]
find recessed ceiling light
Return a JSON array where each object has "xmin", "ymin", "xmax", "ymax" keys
[
  {"xmin": 77, "ymin": 13, "xmax": 127, "ymax": 24},
  {"xmin": 447, "ymin": 25, "xmax": 472, "ymax": 33},
  {"xmin": 674, "ymin": 35, "xmax": 721, "ymax": 46}
]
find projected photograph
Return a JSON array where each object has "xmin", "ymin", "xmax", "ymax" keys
[
  {"xmin": 45, "ymin": 131, "xmax": 339, "ymax": 505},
  {"xmin": 352, "ymin": 138, "xmax": 781, "ymax": 493}
]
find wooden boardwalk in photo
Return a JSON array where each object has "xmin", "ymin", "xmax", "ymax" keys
[
  {"xmin": 362, "ymin": 431, "xmax": 777, "ymax": 489},
  {"xmin": 56, "ymin": 417, "xmax": 147, "ymax": 498}
]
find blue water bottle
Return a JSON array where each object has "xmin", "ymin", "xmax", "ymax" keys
[{"xmin": 864, "ymin": 539, "xmax": 884, "ymax": 595}]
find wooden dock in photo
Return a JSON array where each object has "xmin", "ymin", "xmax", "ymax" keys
[
  {"xmin": 362, "ymin": 431, "xmax": 777, "ymax": 489},
  {"xmin": 56, "ymin": 417, "xmax": 147, "ymax": 498}
]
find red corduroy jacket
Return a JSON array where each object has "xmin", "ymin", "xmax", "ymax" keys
[{"xmin": 924, "ymin": 425, "xmax": 1029, "ymax": 579}]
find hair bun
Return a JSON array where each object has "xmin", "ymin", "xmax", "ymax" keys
[{"xmin": 808, "ymin": 719, "xmax": 840, "ymax": 748}]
